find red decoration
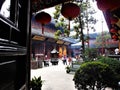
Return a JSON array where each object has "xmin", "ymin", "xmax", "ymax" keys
[
  {"xmin": 96, "ymin": 0, "xmax": 120, "ymax": 11},
  {"xmin": 61, "ymin": 3, "xmax": 80, "ymax": 31},
  {"xmin": 112, "ymin": 35, "xmax": 118, "ymax": 40},
  {"xmin": 110, "ymin": 17, "xmax": 119, "ymax": 24},
  {"xmin": 35, "ymin": 12, "xmax": 51, "ymax": 34},
  {"xmin": 61, "ymin": 3, "xmax": 80, "ymax": 20},
  {"xmin": 110, "ymin": 28, "xmax": 117, "ymax": 33}
]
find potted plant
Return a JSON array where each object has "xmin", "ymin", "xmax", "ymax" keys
[
  {"xmin": 66, "ymin": 66, "xmax": 70, "ymax": 73},
  {"xmin": 30, "ymin": 76, "xmax": 43, "ymax": 90}
]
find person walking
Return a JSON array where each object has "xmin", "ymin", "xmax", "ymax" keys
[
  {"xmin": 62, "ymin": 55, "xmax": 67, "ymax": 65},
  {"xmin": 68, "ymin": 56, "xmax": 72, "ymax": 65}
]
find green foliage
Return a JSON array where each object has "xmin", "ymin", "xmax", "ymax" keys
[
  {"xmin": 98, "ymin": 56, "xmax": 120, "ymax": 88},
  {"xmin": 84, "ymin": 48, "xmax": 98, "ymax": 61},
  {"xmin": 98, "ymin": 56, "xmax": 120, "ymax": 74},
  {"xmin": 54, "ymin": 30, "xmax": 62, "ymax": 40},
  {"xmin": 66, "ymin": 66, "xmax": 70, "ymax": 73},
  {"xmin": 30, "ymin": 76, "xmax": 43, "ymax": 90},
  {"xmin": 73, "ymin": 61, "xmax": 117, "ymax": 90},
  {"xmin": 64, "ymin": 29, "xmax": 70, "ymax": 37},
  {"xmin": 95, "ymin": 31, "xmax": 111, "ymax": 48}
]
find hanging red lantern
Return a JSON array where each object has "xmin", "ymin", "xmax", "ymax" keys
[
  {"xmin": 61, "ymin": 3, "xmax": 80, "ymax": 31},
  {"xmin": 61, "ymin": 3, "xmax": 80, "ymax": 20},
  {"xmin": 35, "ymin": 11, "xmax": 51, "ymax": 34},
  {"xmin": 110, "ymin": 17, "xmax": 119, "ymax": 24},
  {"xmin": 110, "ymin": 28, "xmax": 117, "ymax": 33},
  {"xmin": 96, "ymin": 0, "xmax": 120, "ymax": 11},
  {"xmin": 112, "ymin": 35, "xmax": 118, "ymax": 40}
]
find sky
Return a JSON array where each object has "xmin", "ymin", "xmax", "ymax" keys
[
  {"xmin": 43, "ymin": 1, "xmax": 109, "ymax": 35},
  {"xmin": 0, "ymin": 0, "xmax": 10, "ymax": 18}
]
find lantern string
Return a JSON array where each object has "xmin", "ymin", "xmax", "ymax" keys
[
  {"xmin": 42, "ymin": 24, "xmax": 44, "ymax": 34},
  {"xmin": 68, "ymin": 20, "xmax": 70, "ymax": 31}
]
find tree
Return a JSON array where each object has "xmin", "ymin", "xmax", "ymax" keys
[
  {"xmin": 73, "ymin": 61, "xmax": 117, "ymax": 90},
  {"xmin": 53, "ymin": 5, "xmax": 70, "ymax": 38},
  {"xmin": 53, "ymin": 0, "xmax": 96, "ymax": 40},
  {"xmin": 53, "ymin": 0, "xmax": 97, "ymax": 53},
  {"xmin": 84, "ymin": 48, "xmax": 98, "ymax": 61},
  {"xmin": 95, "ymin": 31, "xmax": 111, "ymax": 48}
]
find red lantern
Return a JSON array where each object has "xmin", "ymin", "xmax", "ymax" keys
[
  {"xmin": 35, "ymin": 12, "xmax": 51, "ymax": 34},
  {"xmin": 110, "ymin": 28, "xmax": 117, "ymax": 33},
  {"xmin": 110, "ymin": 17, "xmax": 119, "ymax": 24},
  {"xmin": 96, "ymin": 0, "xmax": 120, "ymax": 11},
  {"xmin": 61, "ymin": 3, "xmax": 80, "ymax": 31},
  {"xmin": 61, "ymin": 3, "xmax": 80, "ymax": 20},
  {"xmin": 112, "ymin": 35, "xmax": 118, "ymax": 40}
]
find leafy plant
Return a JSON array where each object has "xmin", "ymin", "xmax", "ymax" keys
[
  {"xmin": 98, "ymin": 56, "xmax": 120, "ymax": 89},
  {"xmin": 66, "ymin": 66, "xmax": 70, "ymax": 73},
  {"xmin": 30, "ymin": 76, "xmax": 43, "ymax": 90},
  {"xmin": 73, "ymin": 61, "xmax": 117, "ymax": 90}
]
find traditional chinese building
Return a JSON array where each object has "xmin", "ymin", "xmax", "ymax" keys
[{"xmin": 31, "ymin": 16, "xmax": 77, "ymax": 60}]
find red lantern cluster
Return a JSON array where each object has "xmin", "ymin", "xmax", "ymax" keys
[
  {"xmin": 112, "ymin": 35, "xmax": 118, "ymax": 41},
  {"xmin": 61, "ymin": 3, "xmax": 80, "ymax": 20},
  {"xmin": 110, "ymin": 28, "xmax": 117, "ymax": 33},
  {"xmin": 96, "ymin": 0, "xmax": 120, "ymax": 11},
  {"xmin": 110, "ymin": 28, "xmax": 120, "ymax": 41},
  {"xmin": 35, "ymin": 11, "xmax": 51, "ymax": 34},
  {"xmin": 110, "ymin": 17, "xmax": 119, "ymax": 24}
]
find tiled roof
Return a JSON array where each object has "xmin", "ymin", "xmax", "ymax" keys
[{"xmin": 31, "ymin": 17, "xmax": 77, "ymax": 44}]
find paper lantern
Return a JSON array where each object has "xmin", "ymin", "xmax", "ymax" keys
[
  {"xmin": 110, "ymin": 28, "xmax": 117, "ymax": 33},
  {"xmin": 35, "ymin": 12, "xmax": 51, "ymax": 34},
  {"xmin": 61, "ymin": 3, "xmax": 80, "ymax": 20},
  {"xmin": 110, "ymin": 17, "xmax": 119, "ymax": 24},
  {"xmin": 96, "ymin": 0, "xmax": 120, "ymax": 11},
  {"xmin": 112, "ymin": 35, "xmax": 118, "ymax": 40},
  {"xmin": 61, "ymin": 3, "xmax": 80, "ymax": 31}
]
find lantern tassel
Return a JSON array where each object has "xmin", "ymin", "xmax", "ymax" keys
[
  {"xmin": 68, "ymin": 20, "xmax": 70, "ymax": 30},
  {"xmin": 42, "ymin": 24, "xmax": 44, "ymax": 34}
]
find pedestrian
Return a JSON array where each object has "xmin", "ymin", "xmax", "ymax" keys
[
  {"xmin": 63, "ymin": 55, "xmax": 67, "ymax": 65},
  {"xmin": 43, "ymin": 55, "xmax": 49, "ymax": 66},
  {"xmin": 62, "ymin": 55, "xmax": 67, "ymax": 65},
  {"xmin": 68, "ymin": 56, "xmax": 72, "ymax": 65}
]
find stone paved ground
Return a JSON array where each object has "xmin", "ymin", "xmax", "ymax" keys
[
  {"xmin": 31, "ymin": 60, "xmax": 113, "ymax": 90},
  {"xmin": 31, "ymin": 60, "xmax": 77, "ymax": 90}
]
